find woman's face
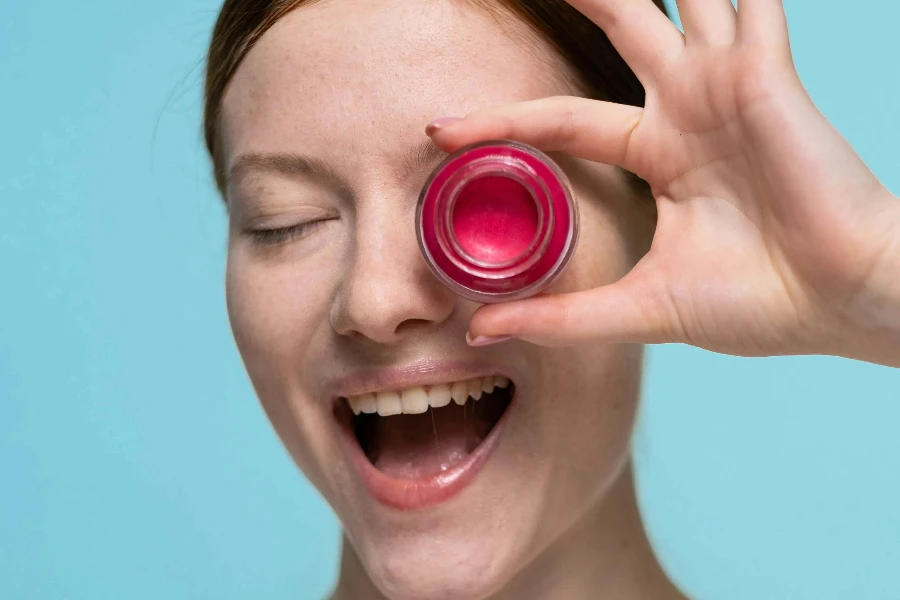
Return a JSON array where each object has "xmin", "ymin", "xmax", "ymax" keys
[{"xmin": 220, "ymin": 0, "xmax": 652, "ymax": 597}]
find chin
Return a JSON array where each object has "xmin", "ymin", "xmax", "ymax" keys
[{"xmin": 358, "ymin": 531, "xmax": 511, "ymax": 600}]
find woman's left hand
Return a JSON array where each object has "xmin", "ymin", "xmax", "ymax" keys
[{"xmin": 427, "ymin": 0, "xmax": 900, "ymax": 367}]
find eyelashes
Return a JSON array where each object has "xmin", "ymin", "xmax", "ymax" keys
[{"xmin": 245, "ymin": 219, "xmax": 332, "ymax": 247}]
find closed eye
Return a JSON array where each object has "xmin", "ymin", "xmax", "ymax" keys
[{"xmin": 245, "ymin": 218, "xmax": 333, "ymax": 247}]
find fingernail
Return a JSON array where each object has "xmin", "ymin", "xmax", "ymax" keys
[
  {"xmin": 466, "ymin": 332, "xmax": 512, "ymax": 347},
  {"xmin": 426, "ymin": 117, "xmax": 463, "ymax": 136}
]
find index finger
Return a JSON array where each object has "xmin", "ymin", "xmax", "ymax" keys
[{"xmin": 427, "ymin": 96, "xmax": 644, "ymax": 175}]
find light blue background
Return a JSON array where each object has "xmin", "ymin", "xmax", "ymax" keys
[{"xmin": 1, "ymin": 1, "xmax": 897, "ymax": 598}]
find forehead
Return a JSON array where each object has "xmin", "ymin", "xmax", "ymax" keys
[{"xmin": 219, "ymin": 0, "xmax": 576, "ymax": 172}]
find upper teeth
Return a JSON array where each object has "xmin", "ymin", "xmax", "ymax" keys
[{"xmin": 347, "ymin": 376, "xmax": 510, "ymax": 416}]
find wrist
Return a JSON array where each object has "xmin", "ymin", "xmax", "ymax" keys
[{"xmin": 836, "ymin": 190, "xmax": 900, "ymax": 367}]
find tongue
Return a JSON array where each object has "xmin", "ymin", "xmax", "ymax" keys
[{"xmin": 369, "ymin": 403, "xmax": 492, "ymax": 480}]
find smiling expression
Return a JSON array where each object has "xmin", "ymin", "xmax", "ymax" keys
[{"xmin": 218, "ymin": 0, "xmax": 654, "ymax": 597}]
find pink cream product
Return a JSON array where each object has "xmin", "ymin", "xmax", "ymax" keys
[{"xmin": 416, "ymin": 140, "xmax": 579, "ymax": 303}]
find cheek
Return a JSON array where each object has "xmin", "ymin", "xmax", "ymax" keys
[
  {"xmin": 225, "ymin": 245, "xmax": 336, "ymax": 365},
  {"xmin": 551, "ymin": 345, "xmax": 641, "ymax": 480},
  {"xmin": 491, "ymin": 343, "xmax": 642, "ymax": 576},
  {"xmin": 522, "ymin": 344, "xmax": 643, "ymax": 555},
  {"xmin": 224, "ymin": 243, "xmax": 342, "ymax": 489}
]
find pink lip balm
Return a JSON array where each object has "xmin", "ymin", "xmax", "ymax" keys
[{"xmin": 416, "ymin": 140, "xmax": 579, "ymax": 303}]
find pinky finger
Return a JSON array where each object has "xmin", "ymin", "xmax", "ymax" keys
[{"xmin": 737, "ymin": 0, "xmax": 791, "ymax": 51}]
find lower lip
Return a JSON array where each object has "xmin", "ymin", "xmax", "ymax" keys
[{"xmin": 335, "ymin": 392, "xmax": 515, "ymax": 511}]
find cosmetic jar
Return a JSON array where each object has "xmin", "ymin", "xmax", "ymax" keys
[{"xmin": 416, "ymin": 140, "xmax": 579, "ymax": 303}]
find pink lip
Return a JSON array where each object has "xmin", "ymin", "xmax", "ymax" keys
[
  {"xmin": 327, "ymin": 358, "xmax": 521, "ymax": 511},
  {"xmin": 335, "ymin": 392, "xmax": 514, "ymax": 511}
]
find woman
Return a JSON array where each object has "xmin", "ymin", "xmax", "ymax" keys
[{"xmin": 203, "ymin": 0, "xmax": 900, "ymax": 598}]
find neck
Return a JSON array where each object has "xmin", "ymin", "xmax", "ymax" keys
[{"xmin": 332, "ymin": 463, "xmax": 686, "ymax": 600}]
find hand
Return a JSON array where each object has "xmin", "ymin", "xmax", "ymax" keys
[{"xmin": 428, "ymin": 0, "xmax": 900, "ymax": 367}]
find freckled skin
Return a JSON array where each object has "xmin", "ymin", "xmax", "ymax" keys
[{"xmin": 219, "ymin": 1, "xmax": 673, "ymax": 599}]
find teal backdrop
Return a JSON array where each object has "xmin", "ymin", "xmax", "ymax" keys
[{"xmin": 1, "ymin": 1, "xmax": 898, "ymax": 598}]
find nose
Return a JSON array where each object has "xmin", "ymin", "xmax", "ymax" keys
[{"xmin": 330, "ymin": 202, "xmax": 456, "ymax": 345}]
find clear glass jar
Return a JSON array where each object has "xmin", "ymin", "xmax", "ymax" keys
[{"xmin": 416, "ymin": 140, "xmax": 579, "ymax": 303}]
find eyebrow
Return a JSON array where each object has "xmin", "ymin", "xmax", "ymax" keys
[
  {"xmin": 227, "ymin": 140, "xmax": 448, "ymax": 190},
  {"xmin": 402, "ymin": 139, "xmax": 448, "ymax": 174},
  {"xmin": 227, "ymin": 152, "xmax": 348, "ymax": 190}
]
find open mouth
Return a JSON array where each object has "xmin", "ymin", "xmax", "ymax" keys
[{"xmin": 337, "ymin": 376, "xmax": 515, "ymax": 481}]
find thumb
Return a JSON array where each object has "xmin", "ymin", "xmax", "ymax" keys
[{"xmin": 466, "ymin": 272, "xmax": 679, "ymax": 348}]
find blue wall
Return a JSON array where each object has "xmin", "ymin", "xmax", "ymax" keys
[{"xmin": 1, "ymin": 1, "xmax": 897, "ymax": 598}]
